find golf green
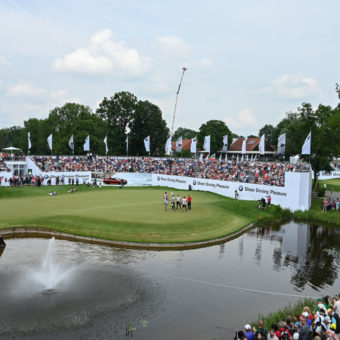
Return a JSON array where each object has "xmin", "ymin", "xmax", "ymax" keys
[
  {"xmin": 319, "ymin": 178, "xmax": 340, "ymax": 193},
  {"xmin": 0, "ymin": 186, "xmax": 269, "ymax": 243}
]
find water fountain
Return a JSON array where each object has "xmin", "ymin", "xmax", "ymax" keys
[
  {"xmin": 32, "ymin": 237, "xmax": 75, "ymax": 295},
  {"xmin": 0, "ymin": 237, "xmax": 159, "ymax": 337}
]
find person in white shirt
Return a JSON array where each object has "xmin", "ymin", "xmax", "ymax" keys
[{"xmin": 182, "ymin": 196, "xmax": 187, "ymax": 211}]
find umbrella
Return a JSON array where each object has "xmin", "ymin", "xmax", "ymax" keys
[{"xmin": 2, "ymin": 146, "xmax": 21, "ymax": 155}]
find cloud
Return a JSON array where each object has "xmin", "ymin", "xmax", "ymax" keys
[
  {"xmin": 156, "ymin": 35, "xmax": 191, "ymax": 58},
  {"xmin": 193, "ymin": 58, "xmax": 213, "ymax": 68},
  {"xmin": 224, "ymin": 108, "xmax": 256, "ymax": 129},
  {"xmin": 53, "ymin": 29, "xmax": 150, "ymax": 77},
  {"xmin": 7, "ymin": 82, "xmax": 46, "ymax": 97},
  {"xmin": 258, "ymin": 74, "xmax": 322, "ymax": 99},
  {"xmin": 0, "ymin": 56, "xmax": 10, "ymax": 66}
]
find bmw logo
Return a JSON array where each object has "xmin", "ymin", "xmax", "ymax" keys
[
  {"xmin": 44, "ymin": 175, "xmax": 49, "ymax": 179},
  {"xmin": 238, "ymin": 185, "xmax": 243, "ymax": 191},
  {"xmin": 193, "ymin": 180, "xmax": 196, "ymax": 185},
  {"xmin": 157, "ymin": 176, "xmax": 160, "ymax": 181}
]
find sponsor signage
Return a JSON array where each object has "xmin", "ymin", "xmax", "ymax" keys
[{"xmin": 152, "ymin": 172, "xmax": 311, "ymax": 212}]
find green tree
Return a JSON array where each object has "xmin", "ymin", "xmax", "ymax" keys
[
  {"xmin": 46, "ymin": 103, "xmax": 106, "ymax": 155},
  {"xmin": 0, "ymin": 126, "xmax": 24, "ymax": 150},
  {"xmin": 96, "ymin": 92, "xmax": 137, "ymax": 154},
  {"xmin": 129, "ymin": 100, "xmax": 169, "ymax": 156},
  {"xmin": 197, "ymin": 120, "xmax": 232, "ymax": 154},
  {"xmin": 172, "ymin": 127, "xmax": 198, "ymax": 141},
  {"xmin": 258, "ymin": 124, "xmax": 275, "ymax": 144},
  {"xmin": 273, "ymin": 102, "xmax": 340, "ymax": 188}
]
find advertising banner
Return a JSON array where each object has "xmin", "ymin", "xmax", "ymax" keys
[{"xmin": 152, "ymin": 172, "xmax": 312, "ymax": 212}]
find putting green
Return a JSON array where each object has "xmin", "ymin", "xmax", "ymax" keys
[
  {"xmin": 0, "ymin": 186, "xmax": 269, "ymax": 243},
  {"xmin": 319, "ymin": 178, "xmax": 340, "ymax": 193}
]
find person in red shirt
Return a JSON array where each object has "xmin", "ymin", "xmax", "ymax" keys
[{"xmin": 187, "ymin": 195, "xmax": 192, "ymax": 210}]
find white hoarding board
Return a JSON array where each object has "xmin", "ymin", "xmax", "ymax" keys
[{"xmin": 152, "ymin": 172, "xmax": 312, "ymax": 212}]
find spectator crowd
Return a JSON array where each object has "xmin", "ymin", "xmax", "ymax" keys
[
  {"xmin": 236, "ymin": 295, "xmax": 340, "ymax": 340},
  {"xmin": 32, "ymin": 155, "xmax": 310, "ymax": 187}
]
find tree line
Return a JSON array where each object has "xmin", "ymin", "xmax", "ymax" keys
[{"xmin": 0, "ymin": 86, "xmax": 339, "ymax": 177}]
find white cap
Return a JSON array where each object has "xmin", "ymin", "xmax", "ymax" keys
[
  {"xmin": 293, "ymin": 333, "xmax": 299, "ymax": 340},
  {"xmin": 244, "ymin": 324, "xmax": 251, "ymax": 330}
]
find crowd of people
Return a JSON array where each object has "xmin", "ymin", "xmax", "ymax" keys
[
  {"xmin": 236, "ymin": 295, "xmax": 340, "ymax": 340},
  {"xmin": 322, "ymin": 198, "xmax": 340, "ymax": 212},
  {"xmin": 32, "ymin": 155, "xmax": 310, "ymax": 187}
]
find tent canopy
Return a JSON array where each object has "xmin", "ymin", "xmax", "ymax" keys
[{"xmin": 2, "ymin": 146, "xmax": 21, "ymax": 151}]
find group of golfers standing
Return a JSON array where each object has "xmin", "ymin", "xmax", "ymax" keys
[{"xmin": 163, "ymin": 192, "xmax": 192, "ymax": 211}]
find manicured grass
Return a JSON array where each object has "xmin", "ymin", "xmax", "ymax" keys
[
  {"xmin": 293, "ymin": 198, "xmax": 340, "ymax": 226},
  {"xmin": 0, "ymin": 185, "xmax": 283, "ymax": 243},
  {"xmin": 318, "ymin": 178, "xmax": 340, "ymax": 193}
]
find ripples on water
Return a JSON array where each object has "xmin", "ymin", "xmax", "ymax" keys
[{"xmin": 0, "ymin": 221, "xmax": 340, "ymax": 339}]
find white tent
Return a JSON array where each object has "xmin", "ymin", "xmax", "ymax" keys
[
  {"xmin": 2, "ymin": 146, "xmax": 21, "ymax": 155},
  {"xmin": 290, "ymin": 155, "xmax": 300, "ymax": 164}
]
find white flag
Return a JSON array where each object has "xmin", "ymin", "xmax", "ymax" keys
[
  {"xmin": 277, "ymin": 133, "xmax": 286, "ymax": 155},
  {"xmin": 165, "ymin": 136, "xmax": 172, "ymax": 154},
  {"xmin": 241, "ymin": 137, "xmax": 247, "ymax": 154},
  {"xmin": 27, "ymin": 132, "xmax": 32, "ymax": 150},
  {"xmin": 203, "ymin": 135, "xmax": 210, "ymax": 153},
  {"xmin": 69, "ymin": 135, "xmax": 74, "ymax": 151},
  {"xmin": 83, "ymin": 135, "xmax": 90, "ymax": 151},
  {"xmin": 176, "ymin": 137, "xmax": 182, "ymax": 153},
  {"xmin": 104, "ymin": 136, "xmax": 108, "ymax": 154},
  {"xmin": 47, "ymin": 134, "xmax": 53, "ymax": 151},
  {"xmin": 126, "ymin": 136, "xmax": 129, "ymax": 153},
  {"xmin": 190, "ymin": 137, "xmax": 197, "ymax": 153},
  {"xmin": 222, "ymin": 135, "xmax": 228, "ymax": 153},
  {"xmin": 301, "ymin": 131, "xmax": 311, "ymax": 155},
  {"xmin": 259, "ymin": 134, "xmax": 265, "ymax": 155},
  {"xmin": 144, "ymin": 136, "xmax": 150, "ymax": 153}
]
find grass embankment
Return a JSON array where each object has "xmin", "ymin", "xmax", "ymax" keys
[
  {"xmin": 319, "ymin": 178, "xmax": 340, "ymax": 193},
  {"xmin": 293, "ymin": 198, "xmax": 340, "ymax": 226},
  {"xmin": 253, "ymin": 299, "xmax": 314, "ymax": 331},
  {"xmin": 0, "ymin": 185, "xmax": 287, "ymax": 244}
]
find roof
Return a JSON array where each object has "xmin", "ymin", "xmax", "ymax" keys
[
  {"xmin": 229, "ymin": 137, "xmax": 274, "ymax": 152},
  {"xmin": 171, "ymin": 139, "xmax": 196, "ymax": 151}
]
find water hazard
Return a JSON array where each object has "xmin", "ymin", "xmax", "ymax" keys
[{"xmin": 0, "ymin": 221, "xmax": 339, "ymax": 339}]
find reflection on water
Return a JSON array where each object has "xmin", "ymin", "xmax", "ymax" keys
[
  {"xmin": 0, "ymin": 221, "xmax": 340, "ymax": 339},
  {"xmin": 246, "ymin": 222, "xmax": 340, "ymax": 291}
]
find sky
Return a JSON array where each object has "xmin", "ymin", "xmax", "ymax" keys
[{"xmin": 0, "ymin": 0, "xmax": 339, "ymax": 136}]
